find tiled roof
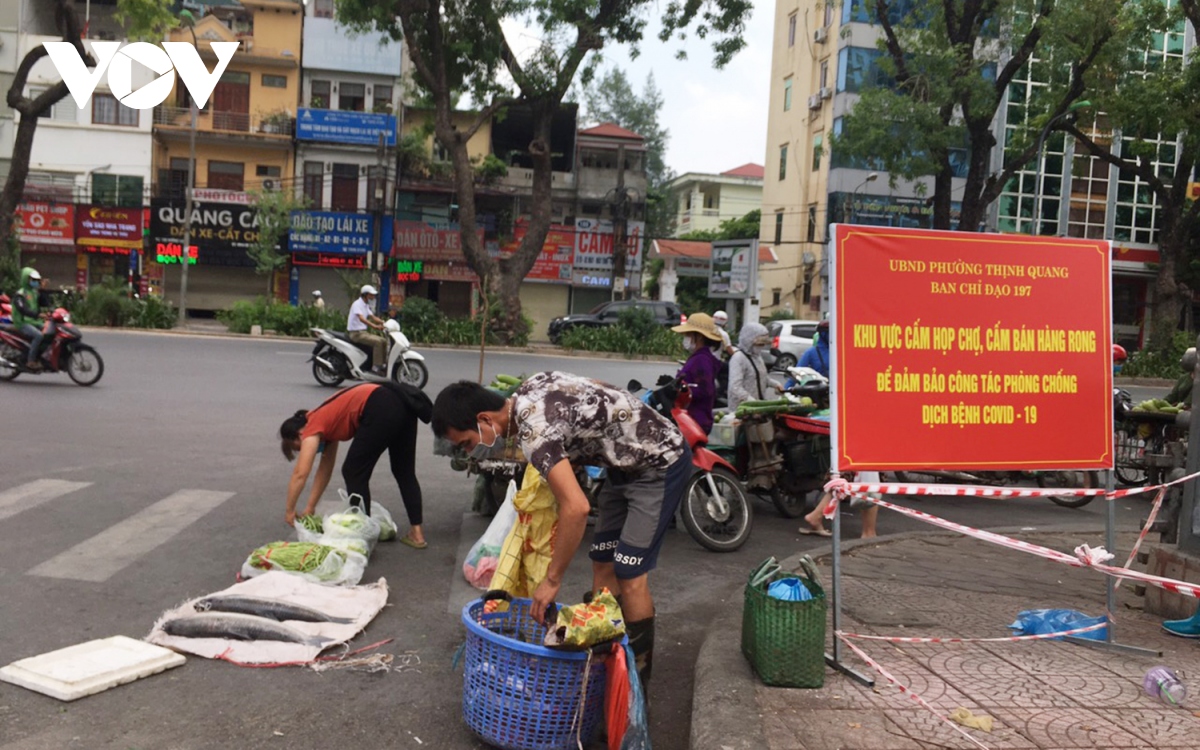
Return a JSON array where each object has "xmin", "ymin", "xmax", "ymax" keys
[
  {"xmin": 720, "ymin": 163, "xmax": 765, "ymax": 179},
  {"xmin": 578, "ymin": 122, "xmax": 645, "ymax": 141}
]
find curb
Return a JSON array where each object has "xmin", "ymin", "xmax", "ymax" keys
[
  {"xmin": 88, "ymin": 326, "xmax": 676, "ymax": 363},
  {"xmin": 689, "ymin": 523, "xmax": 1112, "ymax": 749},
  {"xmin": 1114, "ymin": 376, "xmax": 1175, "ymax": 387}
]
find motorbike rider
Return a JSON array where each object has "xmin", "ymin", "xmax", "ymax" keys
[
  {"xmin": 1165, "ymin": 347, "xmax": 1196, "ymax": 409},
  {"xmin": 799, "ymin": 319, "xmax": 831, "ymax": 378},
  {"xmin": 348, "ymin": 285, "xmax": 387, "ymax": 375},
  {"xmin": 672, "ymin": 312, "xmax": 723, "ymax": 434},
  {"xmin": 711, "ymin": 310, "xmax": 736, "ymax": 357},
  {"xmin": 11, "ymin": 267, "xmax": 48, "ymax": 371},
  {"xmin": 311, "ymin": 290, "xmax": 325, "ymax": 310},
  {"xmin": 727, "ymin": 321, "xmax": 780, "ymax": 412},
  {"xmin": 432, "ymin": 372, "xmax": 692, "ymax": 689}
]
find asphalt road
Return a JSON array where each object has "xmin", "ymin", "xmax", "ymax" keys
[{"xmin": 0, "ymin": 330, "xmax": 1166, "ymax": 749}]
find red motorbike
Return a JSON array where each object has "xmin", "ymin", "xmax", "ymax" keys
[
  {"xmin": 0, "ymin": 307, "xmax": 105, "ymax": 386},
  {"xmin": 630, "ymin": 378, "xmax": 753, "ymax": 552}
]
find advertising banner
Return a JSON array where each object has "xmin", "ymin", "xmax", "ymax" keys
[
  {"xmin": 75, "ymin": 204, "xmax": 143, "ymax": 249},
  {"xmin": 501, "ymin": 221, "xmax": 573, "ymax": 283},
  {"xmin": 16, "ymin": 201, "xmax": 74, "ymax": 245},
  {"xmin": 392, "ymin": 220, "xmax": 484, "ymax": 282},
  {"xmin": 572, "ymin": 218, "xmax": 645, "ymax": 272},
  {"xmin": 150, "ymin": 199, "xmax": 259, "ymax": 267},
  {"xmin": 829, "ymin": 225, "xmax": 1113, "ymax": 472},
  {"xmin": 708, "ymin": 239, "xmax": 759, "ymax": 299},
  {"xmin": 296, "ymin": 108, "xmax": 397, "ymax": 147},
  {"xmin": 289, "ymin": 211, "xmax": 373, "ymax": 255}
]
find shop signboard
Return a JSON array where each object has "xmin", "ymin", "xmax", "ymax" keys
[
  {"xmin": 829, "ymin": 224, "xmax": 1113, "ymax": 472},
  {"xmin": 289, "ymin": 211, "xmax": 373, "ymax": 255},
  {"xmin": 500, "ymin": 221, "xmax": 573, "ymax": 283},
  {"xmin": 572, "ymin": 218, "xmax": 645, "ymax": 272},
  {"xmin": 708, "ymin": 239, "xmax": 758, "ymax": 299},
  {"xmin": 150, "ymin": 198, "xmax": 260, "ymax": 267},
  {"xmin": 392, "ymin": 220, "xmax": 484, "ymax": 282},
  {"xmin": 296, "ymin": 108, "xmax": 397, "ymax": 147},
  {"xmin": 16, "ymin": 201, "xmax": 74, "ymax": 246},
  {"xmin": 75, "ymin": 204, "xmax": 143, "ymax": 249}
]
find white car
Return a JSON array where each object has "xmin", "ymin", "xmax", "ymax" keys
[{"xmin": 764, "ymin": 319, "xmax": 821, "ymax": 371}]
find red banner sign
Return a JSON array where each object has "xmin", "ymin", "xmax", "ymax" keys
[
  {"xmin": 831, "ymin": 225, "xmax": 1113, "ymax": 471},
  {"xmin": 75, "ymin": 204, "xmax": 144, "ymax": 249},
  {"xmin": 16, "ymin": 201, "xmax": 74, "ymax": 245},
  {"xmin": 501, "ymin": 221, "xmax": 574, "ymax": 283}
]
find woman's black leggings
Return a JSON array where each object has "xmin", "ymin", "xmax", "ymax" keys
[{"xmin": 341, "ymin": 386, "xmax": 422, "ymax": 525}]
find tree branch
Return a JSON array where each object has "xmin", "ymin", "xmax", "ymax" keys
[
  {"xmin": 874, "ymin": 1, "xmax": 914, "ymax": 85},
  {"xmin": 993, "ymin": 0, "xmax": 1053, "ymax": 97},
  {"xmin": 1063, "ymin": 123, "xmax": 1166, "ymax": 198}
]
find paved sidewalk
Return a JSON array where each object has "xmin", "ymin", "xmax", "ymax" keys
[{"xmin": 692, "ymin": 529, "xmax": 1200, "ymax": 749}]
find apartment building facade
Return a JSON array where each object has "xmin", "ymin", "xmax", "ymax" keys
[{"xmin": 667, "ymin": 163, "xmax": 764, "ymax": 236}]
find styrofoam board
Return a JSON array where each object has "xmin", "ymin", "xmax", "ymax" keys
[{"xmin": 0, "ymin": 635, "xmax": 185, "ymax": 701}]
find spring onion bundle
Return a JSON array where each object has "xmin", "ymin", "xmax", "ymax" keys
[
  {"xmin": 297, "ymin": 514, "xmax": 323, "ymax": 533},
  {"xmin": 248, "ymin": 541, "xmax": 342, "ymax": 575}
]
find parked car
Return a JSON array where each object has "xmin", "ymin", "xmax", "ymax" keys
[
  {"xmin": 764, "ymin": 319, "xmax": 821, "ymax": 370},
  {"xmin": 548, "ymin": 299, "xmax": 685, "ymax": 343}
]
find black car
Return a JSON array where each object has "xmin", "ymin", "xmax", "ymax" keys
[{"xmin": 548, "ymin": 299, "xmax": 685, "ymax": 343}]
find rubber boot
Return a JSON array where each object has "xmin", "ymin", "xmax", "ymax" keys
[
  {"xmin": 1162, "ymin": 608, "xmax": 1200, "ymax": 638},
  {"xmin": 626, "ymin": 616, "xmax": 655, "ymax": 688}
]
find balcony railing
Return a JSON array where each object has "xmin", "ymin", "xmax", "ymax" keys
[{"xmin": 153, "ymin": 107, "xmax": 293, "ymax": 136}]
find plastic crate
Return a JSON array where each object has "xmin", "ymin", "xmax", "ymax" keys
[{"xmin": 710, "ymin": 419, "xmax": 739, "ymax": 448}]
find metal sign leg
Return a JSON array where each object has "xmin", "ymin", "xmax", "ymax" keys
[{"xmin": 825, "ymin": 496, "xmax": 875, "ymax": 686}]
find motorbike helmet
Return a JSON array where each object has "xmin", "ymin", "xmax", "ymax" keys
[
  {"xmin": 311, "ymin": 290, "xmax": 322, "ymax": 298},
  {"xmin": 1182, "ymin": 347, "xmax": 1197, "ymax": 373},
  {"xmin": 21, "ymin": 267, "xmax": 41, "ymax": 289},
  {"xmin": 1111, "ymin": 344, "xmax": 1127, "ymax": 363},
  {"xmin": 360, "ymin": 284, "xmax": 378, "ymax": 297},
  {"xmin": 712, "ymin": 310, "xmax": 728, "ymax": 328}
]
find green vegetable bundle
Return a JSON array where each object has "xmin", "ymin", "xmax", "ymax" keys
[
  {"xmin": 326, "ymin": 512, "xmax": 370, "ymax": 533},
  {"xmin": 735, "ymin": 398, "xmax": 818, "ymax": 419},
  {"xmin": 248, "ymin": 541, "xmax": 341, "ymax": 573},
  {"xmin": 297, "ymin": 514, "xmax": 323, "ymax": 533},
  {"xmin": 486, "ymin": 373, "xmax": 525, "ymax": 396},
  {"xmin": 1133, "ymin": 398, "xmax": 1181, "ymax": 414}
]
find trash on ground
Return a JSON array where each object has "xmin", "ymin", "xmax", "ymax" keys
[
  {"xmin": 1008, "ymin": 608, "xmax": 1107, "ymax": 641},
  {"xmin": 949, "ymin": 707, "xmax": 994, "ymax": 732},
  {"xmin": 0, "ymin": 636, "xmax": 184, "ymax": 702},
  {"xmin": 1143, "ymin": 666, "xmax": 1187, "ymax": 707}
]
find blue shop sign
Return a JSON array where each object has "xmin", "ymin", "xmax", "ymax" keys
[
  {"xmin": 296, "ymin": 108, "xmax": 397, "ymax": 146},
  {"xmin": 289, "ymin": 211, "xmax": 374, "ymax": 255}
]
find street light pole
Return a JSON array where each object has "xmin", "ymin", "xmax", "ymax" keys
[
  {"xmin": 1031, "ymin": 100, "xmax": 1092, "ymax": 236},
  {"xmin": 849, "ymin": 172, "xmax": 878, "ymax": 224},
  {"xmin": 178, "ymin": 12, "xmax": 199, "ymax": 327}
]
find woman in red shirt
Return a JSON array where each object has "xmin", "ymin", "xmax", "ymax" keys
[{"xmin": 280, "ymin": 382, "xmax": 432, "ymax": 548}]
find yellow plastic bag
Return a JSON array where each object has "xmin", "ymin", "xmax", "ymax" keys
[
  {"xmin": 487, "ymin": 464, "xmax": 559, "ymax": 604},
  {"xmin": 548, "ymin": 588, "xmax": 627, "ymax": 649}
]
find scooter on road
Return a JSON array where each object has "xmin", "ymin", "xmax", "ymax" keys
[
  {"xmin": 0, "ymin": 307, "xmax": 104, "ymax": 386},
  {"xmin": 309, "ymin": 318, "xmax": 428, "ymax": 389}
]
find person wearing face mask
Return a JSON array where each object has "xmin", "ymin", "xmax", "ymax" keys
[
  {"xmin": 11, "ymin": 267, "xmax": 48, "ymax": 371},
  {"xmin": 726, "ymin": 321, "xmax": 781, "ymax": 412},
  {"xmin": 278, "ymin": 381, "xmax": 432, "ymax": 548},
  {"xmin": 431, "ymin": 372, "xmax": 691, "ymax": 689},
  {"xmin": 672, "ymin": 312, "xmax": 724, "ymax": 434}
]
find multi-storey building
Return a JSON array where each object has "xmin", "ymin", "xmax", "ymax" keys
[
  {"xmin": 150, "ymin": 0, "xmax": 303, "ymax": 313},
  {"xmin": 393, "ymin": 107, "xmax": 649, "ymax": 340},
  {"xmin": 289, "ymin": 0, "xmax": 404, "ymax": 311},
  {"xmin": 667, "ymin": 163, "xmax": 764, "ymax": 236},
  {"xmin": 5, "ymin": 0, "xmax": 153, "ymax": 290},
  {"xmin": 761, "ymin": 0, "xmax": 1196, "ymax": 346}
]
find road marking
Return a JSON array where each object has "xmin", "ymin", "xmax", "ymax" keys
[
  {"xmin": 0, "ymin": 479, "xmax": 92, "ymax": 522},
  {"xmin": 27, "ymin": 490, "xmax": 236, "ymax": 582}
]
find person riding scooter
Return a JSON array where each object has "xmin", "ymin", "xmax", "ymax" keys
[
  {"xmin": 348, "ymin": 285, "xmax": 387, "ymax": 375},
  {"xmin": 11, "ymin": 267, "xmax": 49, "ymax": 371}
]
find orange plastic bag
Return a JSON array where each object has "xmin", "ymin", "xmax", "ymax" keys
[{"xmin": 605, "ymin": 642, "xmax": 630, "ymax": 750}]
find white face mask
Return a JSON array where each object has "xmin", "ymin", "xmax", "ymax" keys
[{"xmin": 682, "ymin": 337, "xmax": 696, "ymax": 352}]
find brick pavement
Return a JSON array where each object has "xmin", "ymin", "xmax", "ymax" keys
[{"xmin": 755, "ymin": 530, "xmax": 1200, "ymax": 750}]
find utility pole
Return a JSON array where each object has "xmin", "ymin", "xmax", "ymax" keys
[
  {"xmin": 178, "ymin": 12, "xmax": 199, "ymax": 327},
  {"xmin": 609, "ymin": 144, "xmax": 628, "ymax": 301},
  {"xmin": 370, "ymin": 131, "xmax": 388, "ymax": 315}
]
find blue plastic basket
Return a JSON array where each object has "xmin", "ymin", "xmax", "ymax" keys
[{"xmin": 461, "ymin": 597, "xmax": 609, "ymax": 750}]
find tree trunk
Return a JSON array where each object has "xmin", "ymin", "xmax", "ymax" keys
[
  {"xmin": 1148, "ymin": 241, "xmax": 1186, "ymax": 353},
  {"xmin": 931, "ymin": 155, "xmax": 954, "ymax": 230},
  {"xmin": 0, "ymin": 107, "xmax": 46, "ymax": 254}
]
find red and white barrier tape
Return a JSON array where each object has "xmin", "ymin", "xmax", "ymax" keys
[
  {"xmin": 835, "ymin": 620, "xmax": 1107, "ymax": 644},
  {"xmin": 1122, "ymin": 486, "xmax": 1167, "ymax": 573},
  {"xmin": 833, "ymin": 489, "xmax": 1200, "ymax": 600},
  {"xmin": 836, "ymin": 634, "xmax": 991, "ymax": 750}
]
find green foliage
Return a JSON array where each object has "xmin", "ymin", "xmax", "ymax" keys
[
  {"xmin": 335, "ymin": 268, "xmax": 378, "ymax": 306},
  {"xmin": 1120, "ymin": 332, "xmax": 1196, "ymax": 379},
  {"xmin": 396, "ymin": 296, "xmax": 532, "ymax": 347},
  {"xmin": 616, "ymin": 306, "xmax": 660, "ymax": 341},
  {"xmin": 71, "ymin": 278, "xmax": 176, "ymax": 329},
  {"xmin": 217, "ymin": 299, "xmax": 345, "ymax": 337},
  {"xmin": 247, "ymin": 189, "xmax": 307, "ymax": 294},
  {"xmin": 559, "ymin": 318, "xmax": 684, "ymax": 358},
  {"xmin": 473, "ymin": 153, "xmax": 509, "ymax": 184},
  {"xmin": 679, "ymin": 209, "xmax": 761, "ymax": 242},
  {"xmin": 765, "ymin": 308, "xmax": 797, "ymax": 324},
  {"xmin": 114, "ymin": 0, "xmax": 177, "ymax": 43}
]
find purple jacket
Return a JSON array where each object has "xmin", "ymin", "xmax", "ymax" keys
[{"xmin": 678, "ymin": 346, "xmax": 720, "ymax": 433}]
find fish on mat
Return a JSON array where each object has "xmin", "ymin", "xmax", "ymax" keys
[
  {"xmin": 194, "ymin": 595, "xmax": 355, "ymax": 624},
  {"xmin": 162, "ymin": 613, "xmax": 334, "ymax": 648}
]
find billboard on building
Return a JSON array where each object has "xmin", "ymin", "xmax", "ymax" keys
[
  {"xmin": 289, "ymin": 211, "xmax": 373, "ymax": 255},
  {"xmin": 75, "ymin": 205, "xmax": 143, "ymax": 249},
  {"xmin": 708, "ymin": 239, "xmax": 759, "ymax": 299},
  {"xmin": 392, "ymin": 220, "xmax": 484, "ymax": 282},
  {"xmin": 150, "ymin": 198, "xmax": 260, "ymax": 267},
  {"xmin": 500, "ymin": 220, "xmax": 573, "ymax": 283},
  {"xmin": 572, "ymin": 218, "xmax": 645, "ymax": 272},
  {"xmin": 296, "ymin": 108, "xmax": 397, "ymax": 147},
  {"xmin": 15, "ymin": 201, "xmax": 74, "ymax": 246}
]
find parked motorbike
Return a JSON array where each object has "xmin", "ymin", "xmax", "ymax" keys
[
  {"xmin": 309, "ymin": 319, "xmax": 427, "ymax": 389},
  {"xmin": 0, "ymin": 307, "xmax": 104, "ymax": 386},
  {"xmin": 629, "ymin": 377, "xmax": 753, "ymax": 552}
]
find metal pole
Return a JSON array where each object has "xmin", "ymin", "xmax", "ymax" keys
[
  {"xmin": 1105, "ymin": 468, "xmax": 1116, "ymax": 640},
  {"xmin": 178, "ymin": 98, "xmax": 196, "ymax": 326},
  {"xmin": 1179, "ymin": 334, "xmax": 1200, "ymax": 553},
  {"xmin": 610, "ymin": 144, "xmax": 628, "ymax": 301},
  {"xmin": 824, "ymin": 487, "xmax": 874, "ymax": 686}
]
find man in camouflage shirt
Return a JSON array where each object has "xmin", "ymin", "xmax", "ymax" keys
[{"xmin": 433, "ymin": 371, "xmax": 692, "ymax": 686}]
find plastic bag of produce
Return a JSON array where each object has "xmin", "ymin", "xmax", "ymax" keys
[
  {"xmin": 239, "ymin": 541, "xmax": 366, "ymax": 586},
  {"xmin": 370, "ymin": 502, "xmax": 398, "ymax": 542},
  {"xmin": 323, "ymin": 491, "xmax": 382, "ymax": 556},
  {"xmin": 294, "ymin": 513, "xmax": 324, "ymax": 544},
  {"xmin": 463, "ymin": 480, "xmax": 517, "ymax": 590}
]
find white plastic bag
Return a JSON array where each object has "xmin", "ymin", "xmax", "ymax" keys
[
  {"xmin": 370, "ymin": 502, "xmax": 398, "ymax": 542},
  {"xmin": 324, "ymin": 491, "xmax": 382, "ymax": 556},
  {"xmin": 463, "ymin": 480, "xmax": 518, "ymax": 590},
  {"xmin": 239, "ymin": 543, "xmax": 366, "ymax": 586}
]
